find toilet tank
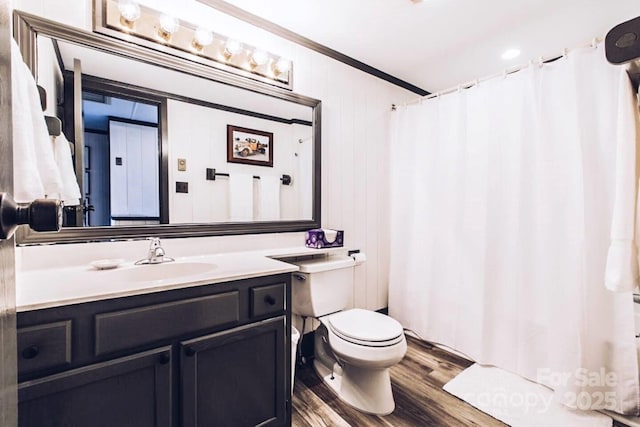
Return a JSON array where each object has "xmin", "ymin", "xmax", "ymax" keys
[{"xmin": 290, "ymin": 256, "xmax": 356, "ymax": 317}]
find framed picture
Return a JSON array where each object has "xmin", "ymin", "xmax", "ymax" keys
[{"xmin": 227, "ymin": 125, "xmax": 273, "ymax": 167}]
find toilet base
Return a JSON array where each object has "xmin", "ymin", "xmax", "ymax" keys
[{"xmin": 313, "ymin": 358, "xmax": 396, "ymax": 415}]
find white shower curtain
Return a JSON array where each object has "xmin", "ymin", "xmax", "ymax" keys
[{"xmin": 389, "ymin": 44, "xmax": 640, "ymax": 415}]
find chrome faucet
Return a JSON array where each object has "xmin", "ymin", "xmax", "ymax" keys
[{"xmin": 135, "ymin": 237, "xmax": 175, "ymax": 265}]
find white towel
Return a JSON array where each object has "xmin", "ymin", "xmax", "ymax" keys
[
  {"xmin": 11, "ymin": 39, "xmax": 63, "ymax": 203},
  {"xmin": 228, "ymin": 173, "xmax": 254, "ymax": 221},
  {"xmin": 604, "ymin": 72, "xmax": 639, "ymax": 292},
  {"xmin": 52, "ymin": 133, "xmax": 81, "ymax": 206},
  {"xmin": 259, "ymin": 175, "xmax": 280, "ymax": 220}
]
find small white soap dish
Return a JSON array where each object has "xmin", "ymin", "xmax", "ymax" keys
[{"xmin": 90, "ymin": 258, "xmax": 125, "ymax": 270}]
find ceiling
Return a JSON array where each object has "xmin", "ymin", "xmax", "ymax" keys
[
  {"xmin": 221, "ymin": 0, "xmax": 640, "ymax": 94},
  {"xmin": 83, "ymin": 95, "xmax": 158, "ymax": 131}
]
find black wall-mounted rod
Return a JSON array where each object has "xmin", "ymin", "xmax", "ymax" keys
[{"xmin": 206, "ymin": 168, "xmax": 292, "ymax": 185}]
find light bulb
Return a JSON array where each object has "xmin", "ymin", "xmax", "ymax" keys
[
  {"xmin": 501, "ymin": 48, "xmax": 521, "ymax": 60},
  {"xmin": 251, "ymin": 50, "xmax": 268, "ymax": 67},
  {"xmin": 158, "ymin": 14, "xmax": 179, "ymax": 40},
  {"xmin": 224, "ymin": 39, "xmax": 242, "ymax": 58},
  {"xmin": 193, "ymin": 27, "xmax": 214, "ymax": 50},
  {"xmin": 273, "ymin": 58, "xmax": 291, "ymax": 74},
  {"xmin": 118, "ymin": 0, "xmax": 140, "ymax": 28}
]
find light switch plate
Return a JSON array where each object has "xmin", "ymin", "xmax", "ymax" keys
[{"xmin": 177, "ymin": 158, "xmax": 187, "ymax": 171}]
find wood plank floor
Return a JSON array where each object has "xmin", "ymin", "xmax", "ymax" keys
[
  {"xmin": 292, "ymin": 334, "xmax": 630, "ymax": 427},
  {"xmin": 291, "ymin": 334, "xmax": 507, "ymax": 427}
]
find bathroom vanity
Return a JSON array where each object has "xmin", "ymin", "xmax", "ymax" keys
[{"xmin": 15, "ymin": 255, "xmax": 296, "ymax": 427}]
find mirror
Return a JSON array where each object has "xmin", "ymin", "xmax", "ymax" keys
[{"xmin": 14, "ymin": 11, "xmax": 321, "ymax": 244}]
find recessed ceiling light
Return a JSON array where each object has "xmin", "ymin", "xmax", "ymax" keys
[
  {"xmin": 410, "ymin": 0, "xmax": 424, "ymax": 3},
  {"xmin": 501, "ymin": 48, "xmax": 521, "ymax": 60}
]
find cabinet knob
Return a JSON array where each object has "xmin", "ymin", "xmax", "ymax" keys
[
  {"xmin": 158, "ymin": 353, "xmax": 171, "ymax": 365},
  {"xmin": 185, "ymin": 347, "xmax": 196, "ymax": 357},
  {"xmin": 264, "ymin": 295, "xmax": 276, "ymax": 306},
  {"xmin": 22, "ymin": 345, "xmax": 40, "ymax": 360}
]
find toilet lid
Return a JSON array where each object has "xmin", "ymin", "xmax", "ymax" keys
[{"xmin": 327, "ymin": 309, "xmax": 404, "ymax": 343}]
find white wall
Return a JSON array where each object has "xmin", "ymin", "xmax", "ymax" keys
[{"xmin": 15, "ymin": 0, "xmax": 412, "ymax": 312}]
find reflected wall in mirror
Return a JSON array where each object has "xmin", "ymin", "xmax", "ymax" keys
[{"xmin": 14, "ymin": 11, "xmax": 321, "ymax": 243}]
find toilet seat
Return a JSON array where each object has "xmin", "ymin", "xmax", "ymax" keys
[
  {"xmin": 313, "ymin": 309, "xmax": 408, "ymax": 414},
  {"xmin": 325, "ymin": 309, "xmax": 404, "ymax": 347}
]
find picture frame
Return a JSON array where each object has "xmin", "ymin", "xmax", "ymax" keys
[{"xmin": 227, "ymin": 125, "xmax": 273, "ymax": 167}]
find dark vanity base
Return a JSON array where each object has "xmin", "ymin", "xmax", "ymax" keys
[{"xmin": 16, "ymin": 273, "xmax": 292, "ymax": 427}]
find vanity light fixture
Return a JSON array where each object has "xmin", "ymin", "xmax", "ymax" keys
[
  {"xmin": 250, "ymin": 50, "xmax": 269, "ymax": 68},
  {"xmin": 273, "ymin": 58, "xmax": 291, "ymax": 75},
  {"xmin": 117, "ymin": 0, "xmax": 140, "ymax": 29},
  {"xmin": 193, "ymin": 27, "xmax": 214, "ymax": 51},
  {"xmin": 158, "ymin": 14, "xmax": 179, "ymax": 41},
  {"xmin": 224, "ymin": 39, "xmax": 242, "ymax": 58},
  {"xmin": 98, "ymin": 0, "xmax": 293, "ymax": 89}
]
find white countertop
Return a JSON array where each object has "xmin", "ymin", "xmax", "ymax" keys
[
  {"xmin": 16, "ymin": 246, "xmax": 348, "ymax": 312},
  {"xmin": 17, "ymin": 253, "xmax": 297, "ymax": 312}
]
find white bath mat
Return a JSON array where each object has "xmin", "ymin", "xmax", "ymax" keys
[{"xmin": 443, "ymin": 364, "xmax": 612, "ymax": 427}]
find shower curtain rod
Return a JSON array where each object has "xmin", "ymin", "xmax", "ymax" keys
[{"xmin": 392, "ymin": 38, "xmax": 602, "ymax": 110}]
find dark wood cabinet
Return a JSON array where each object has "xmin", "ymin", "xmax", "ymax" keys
[
  {"xmin": 18, "ymin": 346, "xmax": 172, "ymax": 427},
  {"xmin": 181, "ymin": 316, "xmax": 286, "ymax": 427},
  {"xmin": 16, "ymin": 274, "xmax": 291, "ymax": 427}
]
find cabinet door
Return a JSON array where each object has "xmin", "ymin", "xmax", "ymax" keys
[
  {"xmin": 18, "ymin": 346, "xmax": 172, "ymax": 427},
  {"xmin": 181, "ymin": 316, "xmax": 286, "ymax": 427}
]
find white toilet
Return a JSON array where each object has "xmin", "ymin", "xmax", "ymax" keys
[{"xmin": 290, "ymin": 255, "xmax": 407, "ymax": 415}]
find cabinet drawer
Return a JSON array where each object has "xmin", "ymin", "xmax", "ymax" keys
[
  {"xmin": 251, "ymin": 283, "xmax": 285, "ymax": 318},
  {"xmin": 17, "ymin": 321, "xmax": 72, "ymax": 376},
  {"xmin": 95, "ymin": 291, "xmax": 240, "ymax": 356}
]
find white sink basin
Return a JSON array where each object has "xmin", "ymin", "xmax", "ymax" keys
[{"xmin": 103, "ymin": 262, "xmax": 218, "ymax": 283}]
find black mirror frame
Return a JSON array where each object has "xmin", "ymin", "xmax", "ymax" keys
[{"xmin": 13, "ymin": 10, "xmax": 321, "ymax": 244}]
